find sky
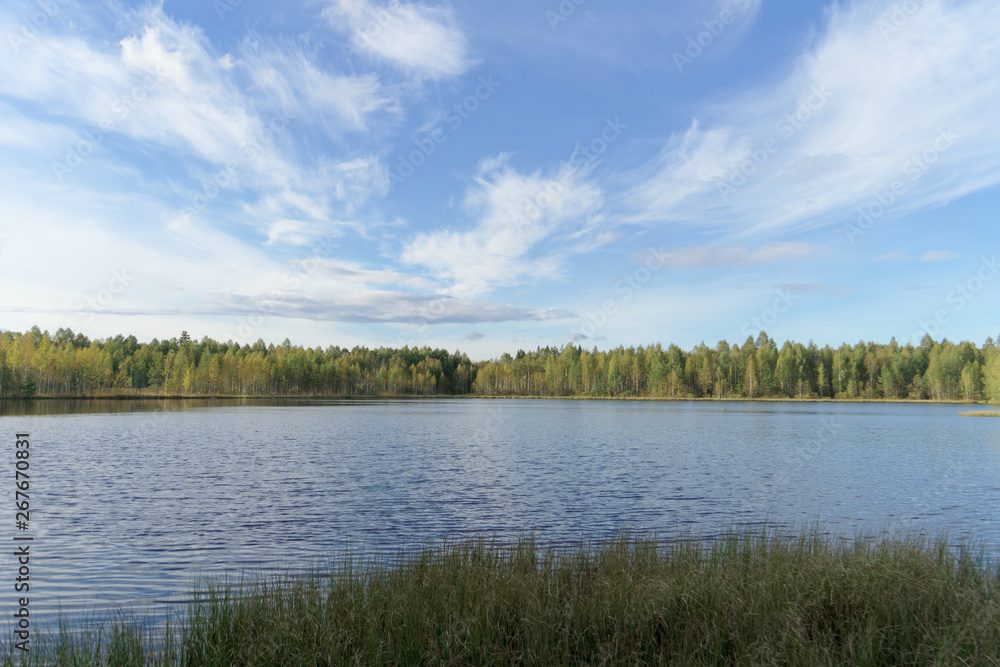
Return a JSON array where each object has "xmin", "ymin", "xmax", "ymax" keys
[{"xmin": 1, "ymin": 0, "xmax": 998, "ymax": 359}]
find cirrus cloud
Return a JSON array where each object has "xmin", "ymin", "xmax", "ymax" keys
[{"xmin": 323, "ymin": 0, "xmax": 472, "ymax": 80}]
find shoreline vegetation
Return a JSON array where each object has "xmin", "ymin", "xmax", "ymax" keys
[
  {"xmin": 6, "ymin": 529, "xmax": 998, "ymax": 666},
  {"xmin": 2, "ymin": 326, "xmax": 1000, "ymax": 403},
  {"xmin": 0, "ymin": 393, "xmax": 992, "ymax": 404}
]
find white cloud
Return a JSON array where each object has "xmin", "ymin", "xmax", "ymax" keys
[
  {"xmin": 120, "ymin": 25, "xmax": 194, "ymax": 91},
  {"xmin": 312, "ymin": 259, "xmax": 438, "ymax": 291},
  {"xmin": 0, "ymin": 188, "xmax": 271, "ymax": 329},
  {"xmin": 645, "ymin": 242, "xmax": 826, "ymax": 269},
  {"xmin": 0, "ymin": 3, "xmax": 457, "ymax": 336},
  {"xmin": 401, "ymin": 156, "xmax": 603, "ymax": 295},
  {"xmin": 675, "ymin": 0, "xmax": 763, "ymax": 66},
  {"xmin": 0, "ymin": 175, "xmax": 569, "ymax": 335},
  {"xmin": 0, "ymin": 102, "xmax": 77, "ymax": 150},
  {"xmin": 618, "ymin": 0, "xmax": 1000, "ymax": 235},
  {"xmin": 873, "ymin": 250, "xmax": 912, "ymax": 262},
  {"xmin": 0, "ymin": 7, "xmax": 278, "ymax": 170},
  {"xmin": 211, "ymin": 290, "xmax": 573, "ymax": 326},
  {"xmin": 323, "ymin": 0, "xmax": 471, "ymax": 79},
  {"xmin": 625, "ymin": 121, "xmax": 749, "ymax": 222},
  {"xmin": 238, "ymin": 34, "xmax": 399, "ymax": 135},
  {"xmin": 0, "ymin": 4, "xmax": 398, "ymax": 250},
  {"xmin": 920, "ymin": 250, "xmax": 958, "ymax": 262},
  {"xmin": 779, "ymin": 283, "xmax": 829, "ymax": 293}
]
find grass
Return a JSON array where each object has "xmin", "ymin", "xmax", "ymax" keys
[
  {"xmin": 960, "ymin": 410, "xmax": 1000, "ymax": 417},
  {"xmin": 5, "ymin": 529, "xmax": 999, "ymax": 666}
]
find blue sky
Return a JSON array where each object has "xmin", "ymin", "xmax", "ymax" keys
[{"xmin": 1, "ymin": 0, "xmax": 998, "ymax": 358}]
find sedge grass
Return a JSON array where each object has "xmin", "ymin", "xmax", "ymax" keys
[
  {"xmin": 960, "ymin": 411, "xmax": 1000, "ymax": 417},
  {"xmin": 5, "ymin": 529, "xmax": 998, "ymax": 666}
]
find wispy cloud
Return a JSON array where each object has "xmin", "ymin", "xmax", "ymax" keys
[
  {"xmin": 415, "ymin": 0, "xmax": 1000, "ymax": 297},
  {"xmin": 779, "ymin": 283, "xmax": 828, "ymax": 293},
  {"xmin": 0, "ymin": 102, "xmax": 78, "ymax": 150},
  {"xmin": 401, "ymin": 155, "xmax": 603, "ymax": 295},
  {"xmin": 921, "ymin": 250, "xmax": 959, "ymax": 262},
  {"xmin": 671, "ymin": 0, "xmax": 763, "ymax": 70},
  {"xmin": 0, "ymin": 3, "xmax": 399, "ymax": 247},
  {"xmin": 208, "ymin": 291, "xmax": 574, "ymax": 325},
  {"xmin": 323, "ymin": 0, "xmax": 472, "ymax": 80},
  {"xmin": 873, "ymin": 250, "xmax": 913, "ymax": 262},
  {"xmin": 646, "ymin": 242, "xmax": 826, "ymax": 269},
  {"xmin": 616, "ymin": 0, "xmax": 1000, "ymax": 235},
  {"xmin": 238, "ymin": 32, "xmax": 399, "ymax": 135},
  {"xmin": 0, "ymin": 2, "xmax": 471, "ymax": 334}
]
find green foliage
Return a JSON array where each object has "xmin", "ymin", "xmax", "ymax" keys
[
  {"xmin": 18, "ymin": 379, "xmax": 36, "ymax": 400},
  {"xmin": 473, "ymin": 334, "xmax": 999, "ymax": 401},
  {"xmin": 0, "ymin": 328, "xmax": 472, "ymax": 398},
  {"xmin": 986, "ymin": 351, "xmax": 1000, "ymax": 404},
  {"xmin": 2, "ymin": 327, "xmax": 999, "ymax": 401}
]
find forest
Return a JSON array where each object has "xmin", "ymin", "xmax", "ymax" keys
[{"xmin": 1, "ymin": 326, "xmax": 999, "ymax": 402}]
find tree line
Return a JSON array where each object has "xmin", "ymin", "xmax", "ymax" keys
[
  {"xmin": 473, "ymin": 334, "xmax": 1000, "ymax": 402},
  {"xmin": 1, "ymin": 327, "xmax": 998, "ymax": 402},
  {"xmin": 0, "ymin": 327, "xmax": 474, "ymax": 398}
]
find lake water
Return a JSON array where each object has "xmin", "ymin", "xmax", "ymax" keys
[{"xmin": 2, "ymin": 398, "xmax": 999, "ymax": 635}]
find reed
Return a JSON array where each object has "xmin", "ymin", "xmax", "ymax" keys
[{"xmin": 6, "ymin": 529, "xmax": 998, "ymax": 665}]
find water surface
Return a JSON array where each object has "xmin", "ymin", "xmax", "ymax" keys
[{"xmin": 1, "ymin": 398, "xmax": 998, "ymax": 633}]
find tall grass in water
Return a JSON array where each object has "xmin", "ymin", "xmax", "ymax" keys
[{"xmin": 5, "ymin": 529, "xmax": 999, "ymax": 665}]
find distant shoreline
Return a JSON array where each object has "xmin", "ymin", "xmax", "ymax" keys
[{"xmin": 0, "ymin": 394, "xmax": 990, "ymax": 405}]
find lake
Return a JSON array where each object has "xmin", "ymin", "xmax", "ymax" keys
[{"xmin": 2, "ymin": 398, "xmax": 999, "ymax": 634}]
